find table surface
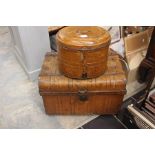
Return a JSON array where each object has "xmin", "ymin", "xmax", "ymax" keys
[{"xmin": 48, "ymin": 26, "xmax": 65, "ymax": 33}]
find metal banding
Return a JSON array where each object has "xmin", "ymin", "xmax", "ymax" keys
[{"xmin": 58, "ymin": 41, "xmax": 111, "ymax": 51}]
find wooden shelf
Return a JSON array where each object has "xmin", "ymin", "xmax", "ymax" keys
[{"xmin": 48, "ymin": 26, "xmax": 65, "ymax": 35}]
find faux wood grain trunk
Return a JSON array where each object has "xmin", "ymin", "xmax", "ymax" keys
[
  {"xmin": 56, "ymin": 26, "xmax": 111, "ymax": 79},
  {"xmin": 39, "ymin": 51, "xmax": 127, "ymax": 115}
]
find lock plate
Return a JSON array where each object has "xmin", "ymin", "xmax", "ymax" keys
[
  {"xmin": 82, "ymin": 73, "xmax": 87, "ymax": 79},
  {"xmin": 78, "ymin": 90, "xmax": 88, "ymax": 101}
]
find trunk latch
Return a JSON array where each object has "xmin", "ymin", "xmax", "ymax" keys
[
  {"xmin": 78, "ymin": 90, "xmax": 88, "ymax": 101},
  {"xmin": 82, "ymin": 73, "xmax": 87, "ymax": 79}
]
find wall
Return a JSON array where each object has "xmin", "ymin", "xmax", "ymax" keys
[{"xmin": 10, "ymin": 26, "xmax": 51, "ymax": 80}]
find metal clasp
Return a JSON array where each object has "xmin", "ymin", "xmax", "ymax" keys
[
  {"xmin": 82, "ymin": 73, "xmax": 87, "ymax": 79},
  {"xmin": 78, "ymin": 90, "xmax": 88, "ymax": 101}
]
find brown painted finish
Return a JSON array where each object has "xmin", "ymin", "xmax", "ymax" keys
[
  {"xmin": 56, "ymin": 26, "xmax": 111, "ymax": 79},
  {"xmin": 42, "ymin": 94, "xmax": 124, "ymax": 115},
  {"xmin": 39, "ymin": 50, "xmax": 127, "ymax": 115}
]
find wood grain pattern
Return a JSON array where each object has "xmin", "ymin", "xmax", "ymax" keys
[
  {"xmin": 39, "ymin": 50, "xmax": 127, "ymax": 115},
  {"xmin": 56, "ymin": 26, "xmax": 111, "ymax": 79}
]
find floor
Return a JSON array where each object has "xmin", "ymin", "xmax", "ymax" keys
[
  {"xmin": 80, "ymin": 115, "xmax": 126, "ymax": 129},
  {"xmin": 0, "ymin": 27, "xmax": 98, "ymax": 129}
]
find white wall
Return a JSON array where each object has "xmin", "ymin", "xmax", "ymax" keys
[{"xmin": 10, "ymin": 26, "xmax": 51, "ymax": 80}]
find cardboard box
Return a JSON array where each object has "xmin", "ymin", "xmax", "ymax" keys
[
  {"xmin": 124, "ymin": 30, "xmax": 150, "ymax": 54},
  {"xmin": 126, "ymin": 50, "xmax": 146, "ymax": 83},
  {"xmin": 124, "ymin": 30, "xmax": 150, "ymax": 84}
]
